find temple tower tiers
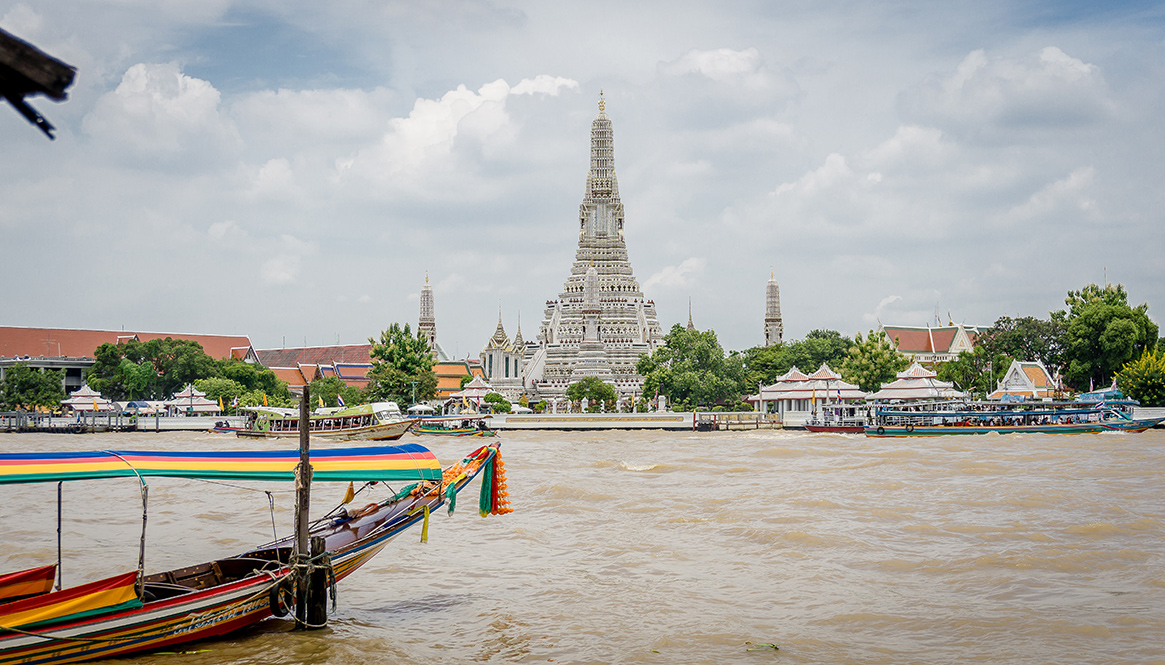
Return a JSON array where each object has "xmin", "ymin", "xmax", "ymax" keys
[
  {"xmin": 525, "ymin": 93, "xmax": 664, "ymax": 402},
  {"xmin": 419, "ymin": 273, "xmax": 436, "ymax": 354},
  {"xmin": 418, "ymin": 274, "xmax": 449, "ymax": 361},
  {"xmin": 764, "ymin": 271, "xmax": 783, "ymax": 346}
]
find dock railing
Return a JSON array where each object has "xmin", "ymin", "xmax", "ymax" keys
[{"xmin": 693, "ymin": 411, "xmax": 782, "ymax": 431}]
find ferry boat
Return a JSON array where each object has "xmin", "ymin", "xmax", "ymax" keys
[
  {"xmin": 237, "ymin": 402, "xmax": 417, "ymax": 441},
  {"xmin": 803, "ymin": 403, "xmax": 872, "ymax": 434},
  {"xmin": 864, "ymin": 398, "xmax": 1163, "ymax": 437}
]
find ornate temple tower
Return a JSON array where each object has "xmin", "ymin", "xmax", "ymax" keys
[
  {"xmin": 419, "ymin": 273, "xmax": 437, "ymax": 356},
  {"xmin": 525, "ymin": 93, "xmax": 664, "ymax": 402},
  {"xmin": 418, "ymin": 273, "xmax": 449, "ymax": 361},
  {"xmin": 764, "ymin": 271, "xmax": 783, "ymax": 346}
]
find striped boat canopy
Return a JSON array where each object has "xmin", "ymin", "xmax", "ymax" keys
[{"xmin": 0, "ymin": 444, "xmax": 442, "ymax": 485}]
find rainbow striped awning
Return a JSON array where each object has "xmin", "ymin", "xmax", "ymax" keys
[{"xmin": 0, "ymin": 444, "xmax": 442, "ymax": 485}]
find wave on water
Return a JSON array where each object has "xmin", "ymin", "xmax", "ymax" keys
[{"xmin": 594, "ymin": 459, "xmax": 679, "ymax": 473}]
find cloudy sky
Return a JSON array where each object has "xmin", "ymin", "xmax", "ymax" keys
[{"xmin": 3, "ymin": 1, "xmax": 1163, "ymax": 356}]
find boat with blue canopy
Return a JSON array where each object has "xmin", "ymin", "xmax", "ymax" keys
[
  {"xmin": 0, "ymin": 441, "xmax": 511, "ymax": 664},
  {"xmin": 864, "ymin": 398, "xmax": 1163, "ymax": 436}
]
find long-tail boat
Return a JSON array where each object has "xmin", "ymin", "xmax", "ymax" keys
[{"xmin": 0, "ymin": 442, "xmax": 511, "ymax": 664}]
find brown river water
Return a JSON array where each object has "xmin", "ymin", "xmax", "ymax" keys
[{"xmin": 2, "ymin": 428, "xmax": 1163, "ymax": 664}]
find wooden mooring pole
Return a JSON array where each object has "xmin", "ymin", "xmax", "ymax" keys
[{"xmin": 293, "ymin": 385, "xmax": 327, "ymax": 629}]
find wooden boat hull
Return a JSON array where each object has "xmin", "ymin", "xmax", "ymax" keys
[
  {"xmin": 0, "ymin": 445, "xmax": 501, "ymax": 664},
  {"xmin": 414, "ymin": 426, "xmax": 497, "ymax": 437},
  {"xmin": 804, "ymin": 425, "xmax": 865, "ymax": 434},
  {"xmin": 865, "ymin": 417, "xmax": 1163, "ymax": 437}
]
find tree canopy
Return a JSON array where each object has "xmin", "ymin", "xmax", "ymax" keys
[
  {"xmin": 742, "ymin": 329, "xmax": 853, "ymax": 387},
  {"xmin": 636, "ymin": 324, "xmax": 748, "ymax": 410},
  {"xmin": 0, "ymin": 364, "xmax": 65, "ymax": 410},
  {"xmin": 840, "ymin": 329, "xmax": 911, "ymax": 393},
  {"xmin": 565, "ymin": 376, "xmax": 617, "ymax": 411},
  {"xmin": 934, "ymin": 347, "xmax": 1010, "ymax": 399},
  {"xmin": 1115, "ymin": 348, "xmax": 1165, "ymax": 407},
  {"xmin": 1053, "ymin": 283, "xmax": 1158, "ymax": 391},
  {"xmin": 364, "ymin": 323, "xmax": 437, "ymax": 405},
  {"xmin": 308, "ymin": 376, "xmax": 364, "ymax": 409},
  {"xmin": 976, "ymin": 316, "xmax": 1064, "ymax": 372},
  {"xmin": 86, "ymin": 338, "xmax": 291, "ymax": 403}
]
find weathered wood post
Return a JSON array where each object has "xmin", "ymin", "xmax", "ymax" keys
[
  {"xmin": 307, "ymin": 535, "xmax": 328, "ymax": 627},
  {"xmin": 293, "ymin": 385, "xmax": 319, "ymax": 629}
]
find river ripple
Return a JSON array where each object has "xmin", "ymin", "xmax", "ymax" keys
[{"xmin": 2, "ymin": 428, "xmax": 1163, "ymax": 664}]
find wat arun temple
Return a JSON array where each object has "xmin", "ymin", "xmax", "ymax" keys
[{"xmin": 480, "ymin": 94, "xmax": 665, "ymax": 403}]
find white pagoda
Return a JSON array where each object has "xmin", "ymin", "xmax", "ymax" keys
[
  {"xmin": 867, "ymin": 363, "xmax": 966, "ymax": 401},
  {"xmin": 523, "ymin": 93, "xmax": 664, "ymax": 401}
]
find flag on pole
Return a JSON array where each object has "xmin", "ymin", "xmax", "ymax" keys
[
  {"xmin": 337, "ymin": 394, "xmax": 345, "ymax": 407},
  {"xmin": 342, "ymin": 481, "xmax": 355, "ymax": 504},
  {"xmin": 231, "ymin": 396, "xmax": 238, "ymax": 408},
  {"xmin": 218, "ymin": 397, "xmax": 224, "ymax": 411},
  {"xmin": 263, "ymin": 393, "xmax": 268, "ymax": 406},
  {"xmin": 319, "ymin": 395, "xmax": 324, "ymax": 408}
]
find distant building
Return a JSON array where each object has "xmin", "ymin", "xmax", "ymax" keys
[
  {"xmin": 764, "ymin": 272, "xmax": 783, "ymax": 346},
  {"xmin": 434, "ymin": 359, "xmax": 486, "ymax": 398},
  {"xmin": 522, "ymin": 93, "xmax": 664, "ymax": 402},
  {"xmin": 0, "ymin": 326, "xmax": 256, "ymax": 394},
  {"xmin": 747, "ymin": 364, "xmax": 866, "ymax": 426},
  {"xmin": 879, "ymin": 323, "xmax": 980, "ymax": 365},
  {"xmin": 987, "ymin": 360, "xmax": 1059, "ymax": 400},
  {"xmin": 479, "ymin": 312, "xmax": 525, "ymax": 400},
  {"xmin": 253, "ymin": 345, "xmax": 373, "ymax": 393}
]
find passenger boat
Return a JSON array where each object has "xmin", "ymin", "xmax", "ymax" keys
[
  {"xmin": 803, "ymin": 404, "xmax": 871, "ymax": 434},
  {"xmin": 413, "ymin": 415, "xmax": 497, "ymax": 437},
  {"xmin": 237, "ymin": 402, "xmax": 416, "ymax": 441},
  {"xmin": 0, "ymin": 442, "xmax": 510, "ymax": 664},
  {"xmin": 864, "ymin": 399, "xmax": 1163, "ymax": 437}
]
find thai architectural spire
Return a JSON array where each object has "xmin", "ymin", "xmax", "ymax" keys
[
  {"xmin": 687, "ymin": 297, "xmax": 695, "ymax": 331},
  {"xmin": 526, "ymin": 93, "xmax": 664, "ymax": 401},
  {"xmin": 764, "ymin": 269, "xmax": 783, "ymax": 346},
  {"xmin": 419, "ymin": 272, "xmax": 437, "ymax": 357}
]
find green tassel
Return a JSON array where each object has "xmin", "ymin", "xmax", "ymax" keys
[
  {"xmin": 479, "ymin": 458, "xmax": 494, "ymax": 517},
  {"xmin": 446, "ymin": 480, "xmax": 457, "ymax": 515}
]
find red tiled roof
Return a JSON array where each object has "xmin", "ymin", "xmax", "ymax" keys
[
  {"xmin": 255, "ymin": 345, "xmax": 374, "ymax": 368},
  {"xmin": 0, "ymin": 326, "xmax": 252, "ymax": 360}
]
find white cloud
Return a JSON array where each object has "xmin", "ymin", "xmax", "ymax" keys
[
  {"xmin": 260, "ymin": 235, "xmax": 317, "ymax": 285},
  {"xmin": 334, "ymin": 76, "xmax": 578, "ymax": 198},
  {"xmin": 644, "ymin": 257, "xmax": 706, "ymax": 290},
  {"xmin": 901, "ymin": 47, "xmax": 1114, "ymax": 140},
  {"xmin": 1003, "ymin": 166, "xmax": 1098, "ymax": 223},
  {"xmin": 82, "ymin": 63, "xmax": 239, "ymax": 160}
]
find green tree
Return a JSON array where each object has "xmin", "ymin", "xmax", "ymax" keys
[
  {"xmin": 636, "ymin": 324, "xmax": 748, "ymax": 411},
  {"xmin": 565, "ymin": 376, "xmax": 617, "ymax": 411},
  {"xmin": 308, "ymin": 376, "xmax": 364, "ymax": 408},
  {"xmin": 1053, "ymin": 283, "xmax": 1158, "ymax": 391},
  {"xmin": 193, "ymin": 377, "xmax": 247, "ymax": 412},
  {"xmin": 217, "ymin": 359, "xmax": 290, "ymax": 399},
  {"xmin": 977, "ymin": 316, "xmax": 1065, "ymax": 373},
  {"xmin": 483, "ymin": 391, "xmax": 512, "ymax": 413},
  {"xmin": 365, "ymin": 323, "xmax": 438, "ymax": 405},
  {"xmin": 742, "ymin": 330, "xmax": 853, "ymax": 387},
  {"xmin": 0, "ymin": 364, "xmax": 65, "ymax": 410},
  {"xmin": 935, "ymin": 347, "xmax": 1011, "ymax": 399},
  {"xmin": 86, "ymin": 338, "xmax": 220, "ymax": 400},
  {"xmin": 840, "ymin": 329, "xmax": 912, "ymax": 393},
  {"xmin": 1115, "ymin": 348, "xmax": 1165, "ymax": 407}
]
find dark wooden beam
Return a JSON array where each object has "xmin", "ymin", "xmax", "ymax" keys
[{"xmin": 0, "ymin": 27, "xmax": 76, "ymax": 139}]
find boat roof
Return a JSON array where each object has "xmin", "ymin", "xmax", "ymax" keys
[{"xmin": 0, "ymin": 444, "xmax": 441, "ymax": 485}]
